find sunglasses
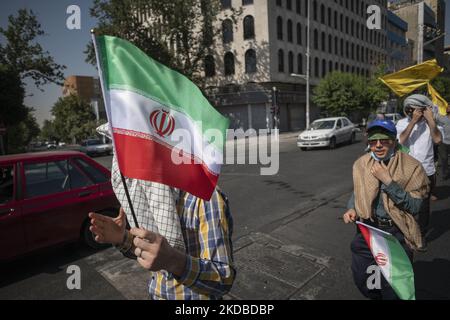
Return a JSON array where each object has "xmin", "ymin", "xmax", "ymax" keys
[{"xmin": 368, "ymin": 139, "xmax": 392, "ymax": 147}]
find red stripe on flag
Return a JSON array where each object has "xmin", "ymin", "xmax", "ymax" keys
[
  {"xmin": 113, "ymin": 132, "xmax": 218, "ymax": 200},
  {"xmin": 358, "ymin": 224, "xmax": 372, "ymax": 250}
]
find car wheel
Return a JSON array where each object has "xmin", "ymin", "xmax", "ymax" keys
[
  {"xmin": 329, "ymin": 137, "xmax": 337, "ymax": 149},
  {"xmin": 81, "ymin": 219, "xmax": 109, "ymax": 250},
  {"xmin": 300, "ymin": 147, "xmax": 308, "ymax": 151}
]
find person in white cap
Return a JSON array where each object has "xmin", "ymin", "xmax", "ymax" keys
[{"xmin": 396, "ymin": 94, "xmax": 443, "ymax": 251}]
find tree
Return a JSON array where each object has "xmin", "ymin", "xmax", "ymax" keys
[
  {"xmin": 6, "ymin": 107, "xmax": 40, "ymax": 154},
  {"xmin": 0, "ymin": 9, "xmax": 66, "ymax": 88},
  {"xmin": 0, "ymin": 64, "xmax": 27, "ymax": 127},
  {"xmin": 312, "ymin": 72, "xmax": 368, "ymax": 117},
  {"xmin": 431, "ymin": 74, "xmax": 450, "ymax": 103},
  {"xmin": 86, "ymin": 0, "xmax": 240, "ymax": 87},
  {"xmin": 40, "ymin": 120, "xmax": 58, "ymax": 142},
  {"xmin": 51, "ymin": 95, "xmax": 98, "ymax": 143}
]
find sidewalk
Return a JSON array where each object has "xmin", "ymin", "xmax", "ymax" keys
[{"xmin": 226, "ymin": 177, "xmax": 450, "ymax": 300}]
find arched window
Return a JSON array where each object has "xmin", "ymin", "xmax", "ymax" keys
[
  {"xmin": 243, "ymin": 15, "xmax": 255, "ymax": 40},
  {"xmin": 313, "ymin": 0, "xmax": 318, "ymax": 21},
  {"xmin": 277, "ymin": 16, "xmax": 283, "ymax": 40},
  {"xmin": 328, "ymin": 34, "xmax": 332, "ymax": 53},
  {"xmin": 314, "ymin": 57, "xmax": 319, "ymax": 77},
  {"xmin": 224, "ymin": 52, "xmax": 235, "ymax": 75},
  {"xmin": 245, "ymin": 49, "xmax": 257, "ymax": 73},
  {"xmin": 320, "ymin": 4, "xmax": 325, "ymax": 24},
  {"xmin": 297, "ymin": 23, "xmax": 302, "ymax": 45},
  {"xmin": 322, "ymin": 59, "xmax": 326, "ymax": 77},
  {"xmin": 329, "ymin": 60, "xmax": 333, "ymax": 73},
  {"xmin": 321, "ymin": 31, "xmax": 326, "ymax": 51},
  {"xmin": 222, "ymin": 19, "xmax": 233, "ymax": 44},
  {"xmin": 205, "ymin": 55, "xmax": 215, "ymax": 77},
  {"xmin": 287, "ymin": 19, "xmax": 293, "ymax": 42},
  {"xmin": 328, "ymin": 7, "xmax": 332, "ymax": 27},
  {"xmin": 221, "ymin": 0, "xmax": 231, "ymax": 9},
  {"xmin": 287, "ymin": 0, "xmax": 292, "ymax": 10},
  {"xmin": 278, "ymin": 49, "xmax": 284, "ymax": 72},
  {"xmin": 314, "ymin": 29, "xmax": 319, "ymax": 49},
  {"xmin": 297, "ymin": 54, "xmax": 303, "ymax": 74},
  {"xmin": 288, "ymin": 51, "xmax": 294, "ymax": 73}
]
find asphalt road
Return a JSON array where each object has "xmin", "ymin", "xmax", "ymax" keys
[{"xmin": 2, "ymin": 134, "xmax": 449, "ymax": 300}]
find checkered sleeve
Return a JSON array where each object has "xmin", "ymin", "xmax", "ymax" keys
[{"xmin": 175, "ymin": 190, "xmax": 236, "ymax": 297}]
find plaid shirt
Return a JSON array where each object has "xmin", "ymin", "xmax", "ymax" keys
[{"xmin": 148, "ymin": 189, "xmax": 235, "ymax": 300}]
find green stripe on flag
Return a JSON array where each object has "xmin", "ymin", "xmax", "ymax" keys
[
  {"xmin": 386, "ymin": 234, "xmax": 416, "ymax": 300},
  {"xmin": 97, "ymin": 35, "xmax": 229, "ymax": 150}
]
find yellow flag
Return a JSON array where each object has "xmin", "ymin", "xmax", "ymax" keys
[
  {"xmin": 379, "ymin": 59, "xmax": 444, "ymax": 97},
  {"xmin": 428, "ymin": 83, "xmax": 448, "ymax": 116}
]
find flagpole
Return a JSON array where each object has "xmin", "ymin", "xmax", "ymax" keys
[{"xmin": 90, "ymin": 29, "xmax": 140, "ymax": 229}]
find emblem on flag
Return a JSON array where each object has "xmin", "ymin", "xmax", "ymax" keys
[{"xmin": 150, "ymin": 109, "xmax": 176, "ymax": 138}]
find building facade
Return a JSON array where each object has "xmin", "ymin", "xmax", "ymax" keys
[
  {"xmin": 390, "ymin": 0, "xmax": 446, "ymax": 65},
  {"xmin": 204, "ymin": 0, "xmax": 388, "ymax": 131},
  {"xmin": 62, "ymin": 76, "xmax": 106, "ymax": 121},
  {"xmin": 386, "ymin": 10, "xmax": 414, "ymax": 72}
]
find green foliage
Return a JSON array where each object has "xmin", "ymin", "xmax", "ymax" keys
[
  {"xmin": 431, "ymin": 74, "xmax": 450, "ymax": 102},
  {"xmin": 6, "ymin": 107, "xmax": 40, "ymax": 154},
  {"xmin": 312, "ymin": 70, "xmax": 390, "ymax": 118},
  {"xmin": 0, "ymin": 9, "xmax": 65, "ymax": 88},
  {"xmin": 40, "ymin": 119, "xmax": 58, "ymax": 142},
  {"xmin": 0, "ymin": 64, "xmax": 27, "ymax": 126},
  {"xmin": 51, "ymin": 95, "xmax": 98, "ymax": 144},
  {"xmin": 86, "ymin": 0, "xmax": 239, "ymax": 87}
]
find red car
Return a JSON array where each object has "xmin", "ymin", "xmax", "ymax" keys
[{"xmin": 0, "ymin": 151, "xmax": 120, "ymax": 261}]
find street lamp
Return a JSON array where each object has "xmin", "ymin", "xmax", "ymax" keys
[{"xmin": 291, "ymin": 0, "xmax": 311, "ymax": 129}]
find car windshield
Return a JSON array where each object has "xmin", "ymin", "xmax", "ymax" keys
[
  {"xmin": 310, "ymin": 120, "xmax": 335, "ymax": 130},
  {"xmin": 385, "ymin": 115, "xmax": 394, "ymax": 121},
  {"xmin": 87, "ymin": 140, "xmax": 102, "ymax": 146}
]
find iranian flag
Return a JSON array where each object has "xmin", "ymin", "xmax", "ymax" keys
[
  {"xmin": 356, "ymin": 221, "xmax": 415, "ymax": 300},
  {"xmin": 93, "ymin": 35, "xmax": 229, "ymax": 200}
]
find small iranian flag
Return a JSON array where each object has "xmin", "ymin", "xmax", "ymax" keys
[
  {"xmin": 356, "ymin": 221, "xmax": 415, "ymax": 300},
  {"xmin": 94, "ymin": 35, "xmax": 229, "ymax": 200}
]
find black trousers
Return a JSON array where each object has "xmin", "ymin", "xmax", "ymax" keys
[{"xmin": 350, "ymin": 223, "xmax": 414, "ymax": 300}]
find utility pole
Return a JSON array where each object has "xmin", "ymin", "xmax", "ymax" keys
[{"xmin": 291, "ymin": 0, "xmax": 311, "ymax": 129}]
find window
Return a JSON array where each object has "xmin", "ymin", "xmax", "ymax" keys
[
  {"xmin": 277, "ymin": 16, "xmax": 283, "ymax": 40},
  {"xmin": 73, "ymin": 158, "xmax": 108, "ymax": 184},
  {"xmin": 276, "ymin": 0, "xmax": 282, "ymax": 6},
  {"xmin": 243, "ymin": 15, "xmax": 255, "ymax": 40},
  {"xmin": 329, "ymin": 61, "xmax": 333, "ymax": 73},
  {"xmin": 322, "ymin": 59, "xmax": 326, "ymax": 77},
  {"xmin": 242, "ymin": 0, "xmax": 253, "ymax": 5},
  {"xmin": 296, "ymin": 0, "xmax": 301, "ymax": 14},
  {"xmin": 288, "ymin": 51, "xmax": 294, "ymax": 74},
  {"xmin": 297, "ymin": 23, "xmax": 302, "ymax": 45},
  {"xmin": 224, "ymin": 52, "xmax": 235, "ymax": 75},
  {"xmin": 314, "ymin": 57, "xmax": 319, "ymax": 77},
  {"xmin": 314, "ymin": 29, "xmax": 318, "ymax": 49},
  {"xmin": 222, "ymin": 19, "xmax": 233, "ymax": 44},
  {"xmin": 24, "ymin": 161, "xmax": 70, "ymax": 198},
  {"xmin": 313, "ymin": 0, "xmax": 317, "ymax": 20},
  {"xmin": 297, "ymin": 54, "xmax": 303, "ymax": 74},
  {"xmin": 205, "ymin": 55, "xmax": 216, "ymax": 77},
  {"xmin": 321, "ymin": 32, "xmax": 326, "ymax": 51},
  {"xmin": 245, "ymin": 49, "xmax": 257, "ymax": 73},
  {"xmin": 67, "ymin": 162, "xmax": 93, "ymax": 190},
  {"xmin": 287, "ymin": 20, "xmax": 293, "ymax": 42},
  {"xmin": 287, "ymin": 0, "xmax": 292, "ymax": 10},
  {"xmin": 320, "ymin": 4, "xmax": 325, "ymax": 24},
  {"xmin": 0, "ymin": 166, "xmax": 14, "ymax": 205},
  {"xmin": 221, "ymin": 0, "xmax": 232, "ymax": 9},
  {"xmin": 278, "ymin": 49, "xmax": 285, "ymax": 72},
  {"xmin": 328, "ymin": 35, "xmax": 332, "ymax": 54}
]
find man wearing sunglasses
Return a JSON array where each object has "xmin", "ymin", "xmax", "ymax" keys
[
  {"xmin": 396, "ymin": 94, "xmax": 443, "ymax": 251},
  {"xmin": 343, "ymin": 120, "xmax": 429, "ymax": 299}
]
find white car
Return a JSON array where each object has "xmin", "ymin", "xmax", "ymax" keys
[{"xmin": 297, "ymin": 117, "xmax": 359, "ymax": 150}]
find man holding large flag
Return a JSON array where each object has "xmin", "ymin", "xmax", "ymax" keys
[
  {"xmin": 343, "ymin": 120, "xmax": 430, "ymax": 300},
  {"xmin": 88, "ymin": 34, "xmax": 235, "ymax": 300}
]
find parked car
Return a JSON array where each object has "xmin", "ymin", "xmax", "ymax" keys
[
  {"xmin": 297, "ymin": 117, "xmax": 359, "ymax": 150},
  {"xmin": 383, "ymin": 113, "xmax": 404, "ymax": 124},
  {"xmin": 0, "ymin": 151, "xmax": 120, "ymax": 262},
  {"xmin": 80, "ymin": 139, "xmax": 113, "ymax": 157}
]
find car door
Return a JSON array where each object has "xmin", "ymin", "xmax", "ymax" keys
[
  {"xmin": 343, "ymin": 118, "xmax": 352, "ymax": 141},
  {"xmin": 20, "ymin": 158, "xmax": 96, "ymax": 252},
  {"xmin": 0, "ymin": 163, "xmax": 27, "ymax": 261},
  {"xmin": 335, "ymin": 119, "xmax": 344, "ymax": 143}
]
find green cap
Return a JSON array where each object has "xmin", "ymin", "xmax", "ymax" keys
[{"xmin": 367, "ymin": 128, "xmax": 396, "ymax": 141}]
